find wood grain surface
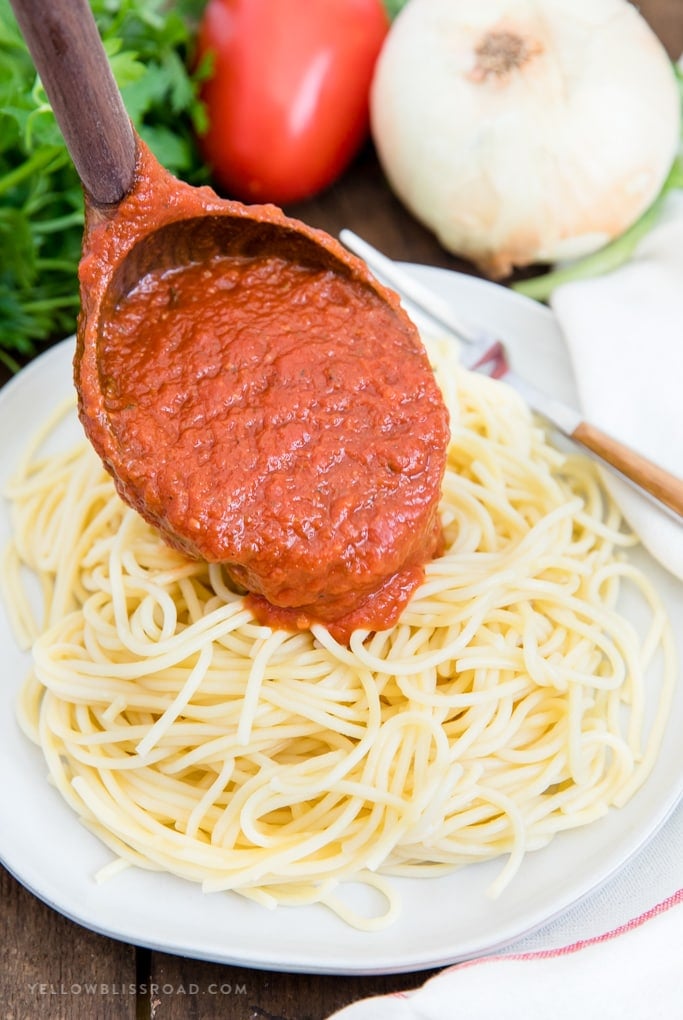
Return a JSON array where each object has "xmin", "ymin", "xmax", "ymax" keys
[{"xmin": 1, "ymin": 2, "xmax": 681, "ymax": 1018}]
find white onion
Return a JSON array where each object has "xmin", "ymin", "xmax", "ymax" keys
[{"xmin": 371, "ymin": 0, "xmax": 681, "ymax": 277}]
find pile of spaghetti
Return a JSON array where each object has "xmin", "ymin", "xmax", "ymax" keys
[{"xmin": 2, "ymin": 338, "xmax": 674, "ymax": 930}]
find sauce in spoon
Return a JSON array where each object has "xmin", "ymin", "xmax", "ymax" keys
[
  {"xmin": 11, "ymin": 0, "xmax": 449, "ymax": 642},
  {"xmin": 77, "ymin": 143, "xmax": 449, "ymax": 641}
]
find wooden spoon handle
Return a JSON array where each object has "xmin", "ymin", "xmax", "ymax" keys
[
  {"xmin": 571, "ymin": 420, "xmax": 683, "ymax": 518},
  {"xmin": 8, "ymin": 0, "xmax": 136, "ymax": 206}
]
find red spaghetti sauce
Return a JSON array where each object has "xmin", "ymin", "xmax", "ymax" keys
[{"xmin": 76, "ymin": 142, "xmax": 449, "ymax": 642}]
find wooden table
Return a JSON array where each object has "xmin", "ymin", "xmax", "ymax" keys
[{"xmin": 2, "ymin": 3, "xmax": 681, "ymax": 1016}]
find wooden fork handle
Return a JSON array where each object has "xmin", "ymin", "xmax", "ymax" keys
[{"xmin": 571, "ymin": 421, "xmax": 683, "ymax": 518}]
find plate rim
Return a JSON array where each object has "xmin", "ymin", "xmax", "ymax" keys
[{"xmin": 0, "ymin": 268, "xmax": 681, "ymax": 975}]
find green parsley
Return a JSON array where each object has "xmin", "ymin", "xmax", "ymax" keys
[{"xmin": 0, "ymin": 0, "xmax": 208, "ymax": 370}]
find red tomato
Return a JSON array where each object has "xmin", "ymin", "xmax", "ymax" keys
[{"xmin": 195, "ymin": 0, "xmax": 389, "ymax": 204}]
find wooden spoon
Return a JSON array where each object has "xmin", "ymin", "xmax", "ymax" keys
[
  {"xmin": 8, "ymin": 0, "xmax": 451, "ymax": 641},
  {"xmin": 7, "ymin": 0, "xmax": 404, "ymax": 328}
]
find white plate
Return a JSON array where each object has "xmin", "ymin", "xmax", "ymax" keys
[{"xmin": 0, "ymin": 266, "xmax": 681, "ymax": 975}]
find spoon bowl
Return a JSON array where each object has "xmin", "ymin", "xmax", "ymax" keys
[{"xmin": 9, "ymin": 0, "xmax": 451, "ymax": 640}]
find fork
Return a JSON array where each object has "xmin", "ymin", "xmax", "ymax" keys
[{"xmin": 340, "ymin": 230, "xmax": 683, "ymax": 521}]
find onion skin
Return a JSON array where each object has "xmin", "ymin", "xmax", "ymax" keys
[{"xmin": 370, "ymin": 0, "xmax": 681, "ymax": 277}]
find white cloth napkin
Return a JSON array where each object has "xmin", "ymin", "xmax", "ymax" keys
[
  {"xmin": 329, "ymin": 895, "xmax": 683, "ymax": 1019},
  {"xmin": 551, "ymin": 192, "xmax": 683, "ymax": 579},
  {"xmin": 327, "ymin": 198, "xmax": 683, "ymax": 1020}
]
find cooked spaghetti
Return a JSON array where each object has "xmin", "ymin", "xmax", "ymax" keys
[{"xmin": 2, "ymin": 337, "xmax": 675, "ymax": 930}]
